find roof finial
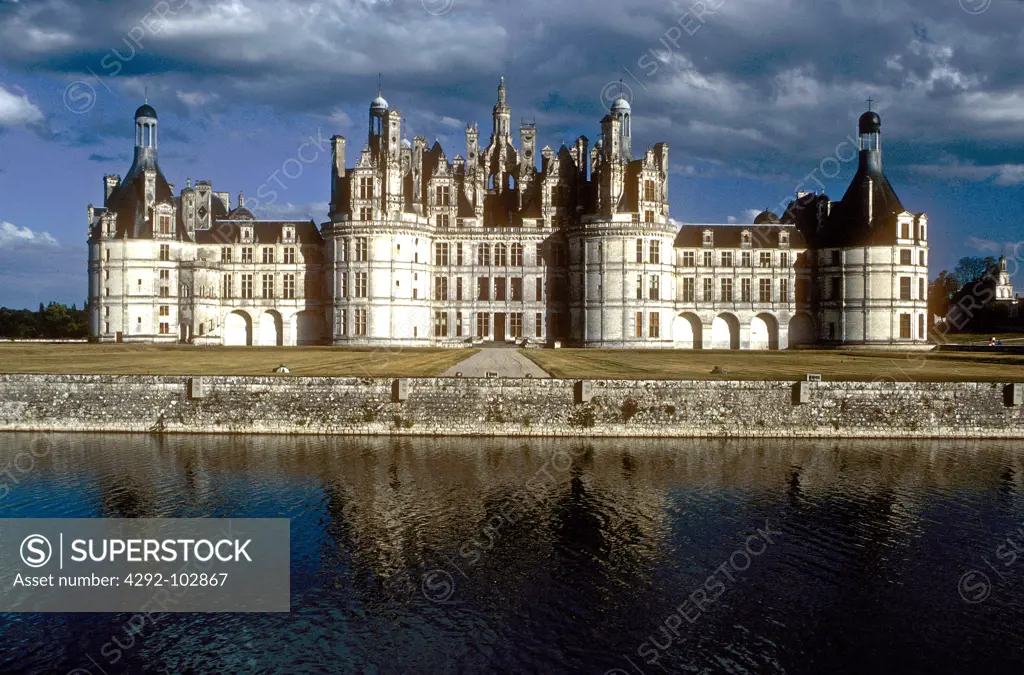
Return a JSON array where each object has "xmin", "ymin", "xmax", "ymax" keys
[
  {"xmin": 619, "ymin": 78, "xmax": 624, "ymax": 97},
  {"xmin": 145, "ymin": 86, "xmax": 148, "ymax": 104},
  {"xmin": 866, "ymin": 97, "xmax": 874, "ymax": 111}
]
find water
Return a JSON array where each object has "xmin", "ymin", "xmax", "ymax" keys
[{"xmin": 0, "ymin": 434, "xmax": 1023, "ymax": 674}]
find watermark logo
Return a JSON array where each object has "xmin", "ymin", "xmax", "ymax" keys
[
  {"xmin": 959, "ymin": 0, "xmax": 991, "ymax": 14},
  {"xmin": 20, "ymin": 534, "xmax": 52, "ymax": 568},
  {"xmin": 422, "ymin": 0, "xmax": 455, "ymax": 16},
  {"xmin": 64, "ymin": 81, "xmax": 97, "ymax": 115},
  {"xmin": 600, "ymin": 80, "xmax": 634, "ymax": 112},
  {"xmin": 958, "ymin": 570, "xmax": 991, "ymax": 604}
]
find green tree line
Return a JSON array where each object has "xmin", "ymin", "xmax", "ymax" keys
[{"xmin": 0, "ymin": 302, "xmax": 89, "ymax": 339}]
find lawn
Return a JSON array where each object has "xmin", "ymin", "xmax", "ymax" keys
[
  {"xmin": 521, "ymin": 348, "xmax": 1024, "ymax": 382},
  {"xmin": 931, "ymin": 332, "xmax": 1024, "ymax": 346},
  {"xmin": 0, "ymin": 343, "xmax": 474, "ymax": 377}
]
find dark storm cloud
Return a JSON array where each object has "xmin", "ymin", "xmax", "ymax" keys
[{"xmin": 1, "ymin": 0, "xmax": 1023, "ymax": 184}]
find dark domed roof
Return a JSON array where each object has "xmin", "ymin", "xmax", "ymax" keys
[
  {"xmin": 135, "ymin": 103, "xmax": 158, "ymax": 119},
  {"xmin": 754, "ymin": 210, "xmax": 779, "ymax": 224},
  {"xmin": 227, "ymin": 207, "xmax": 256, "ymax": 220},
  {"xmin": 859, "ymin": 110, "xmax": 881, "ymax": 134}
]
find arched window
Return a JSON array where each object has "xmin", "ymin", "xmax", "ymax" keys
[
  {"xmin": 494, "ymin": 244, "xmax": 507, "ymax": 266},
  {"xmin": 477, "ymin": 244, "xmax": 491, "ymax": 267}
]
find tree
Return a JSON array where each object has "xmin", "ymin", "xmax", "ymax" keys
[
  {"xmin": 952, "ymin": 256, "xmax": 998, "ymax": 288},
  {"xmin": 929, "ymin": 270, "xmax": 959, "ymax": 319}
]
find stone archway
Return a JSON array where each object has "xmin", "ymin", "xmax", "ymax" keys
[
  {"xmin": 788, "ymin": 313, "xmax": 816, "ymax": 348},
  {"xmin": 259, "ymin": 310, "xmax": 283, "ymax": 347},
  {"xmin": 672, "ymin": 312, "xmax": 703, "ymax": 349},
  {"xmin": 711, "ymin": 313, "xmax": 740, "ymax": 350},
  {"xmin": 750, "ymin": 313, "xmax": 780, "ymax": 350},
  {"xmin": 224, "ymin": 310, "xmax": 252, "ymax": 346}
]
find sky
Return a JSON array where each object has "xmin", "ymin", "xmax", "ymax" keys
[{"xmin": 0, "ymin": 0, "xmax": 1022, "ymax": 309}]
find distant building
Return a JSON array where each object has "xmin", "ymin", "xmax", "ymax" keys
[{"xmin": 87, "ymin": 82, "xmax": 929, "ymax": 349}]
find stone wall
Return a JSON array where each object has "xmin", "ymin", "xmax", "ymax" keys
[{"xmin": 0, "ymin": 374, "xmax": 1021, "ymax": 438}]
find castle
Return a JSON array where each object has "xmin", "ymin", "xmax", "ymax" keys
[{"xmin": 87, "ymin": 80, "xmax": 930, "ymax": 350}]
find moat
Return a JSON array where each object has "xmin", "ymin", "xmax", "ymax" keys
[{"xmin": 1, "ymin": 434, "xmax": 1023, "ymax": 674}]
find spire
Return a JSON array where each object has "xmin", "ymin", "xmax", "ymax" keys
[{"xmin": 498, "ymin": 76, "xmax": 507, "ymax": 105}]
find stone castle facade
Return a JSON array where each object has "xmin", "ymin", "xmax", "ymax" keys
[{"xmin": 87, "ymin": 80, "xmax": 930, "ymax": 350}]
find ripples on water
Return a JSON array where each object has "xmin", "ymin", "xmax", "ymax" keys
[{"xmin": 0, "ymin": 434, "xmax": 1023, "ymax": 674}]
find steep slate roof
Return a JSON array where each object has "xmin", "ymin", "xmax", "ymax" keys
[
  {"xmin": 817, "ymin": 158, "xmax": 906, "ymax": 248},
  {"xmin": 673, "ymin": 224, "xmax": 807, "ymax": 249},
  {"xmin": 193, "ymin": 220, "xmax": 324, "ymax": 245},
  {"xmin": 100, "ymin": 151, "xmax": 177, "ymax": 239}
]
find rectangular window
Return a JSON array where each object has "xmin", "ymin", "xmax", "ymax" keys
[
  {"xmin": 341, "ymin": 273, "xmax": 349, "ymax": 298},
  {"xmin": 221, "ymin": 274, "xmax": 233, "ymax": 298},
  {"xmin": 649, "ymin": 312, "xmax": 660, "ymax": 338},
  {"xmin": 645, "ymin": 210, "xmax": 655, "ymax": 224},
  {"xmin": 436, "ymin": 185, "xmax": 451, "ymax": 206},
  {"xmin": 435, "ymin": 243, "xmax": 450, "ymax": 266},
  {"xmin": 158, "ymin": 215, "xmax": 172, "ymax": 235},
  {"xmin": 535, "ymin": 278, "xmax": 543, "ymax": 302},
  {"xmin": 359, "ymin": 206, "xmax": 372, "ymax": 221},
  {"xmin": 900, "ymin": 249, "xmax": 912, "ymax": 266},
  {"xmin": 901, "ymin": 222, "xmax": 910, "ymax": 239},
  {"xmin": 682, "ymin": 251, "xmax": 695, "ymax": 267},
  {"xmin": 919, "ymin": 278, "xmax": 925, "ymax": 301},
  {"xmin": 494, "ymin": 277, "xmax": 507, "ymax": 301},
  {"xmin": 535, "ymin": 312, "xmax": 543, "ymax": 338},
  {"xmin": 760, "ymin": 252, "xmax": 772, "ymax": 267},
  {"xmin": 220, "ymin": 247, "xmax": 232, "ymax": 263},
  {"xmin": 355, "ymin": 238, "xmax": 368, "ymax": 262},
  {"xmin": 476, "ymin": 312, "xmax": 490, "ymax": 338},
  {"xmin": 434, "ymin": 311, "xmax": 449, "ymax": 337},
  {"xmin": 536, "ymin": 244, "xmax": 544, "ymax": 266},
  {"xmin": 831, "ymin": 277, "xmax": 842, "ymax": 300},
  {"xmin": 159, "ymin": 305, "xmax": 169, "ymax": 317},
  {"xmin": 457, "ymin": 243, "xmax": 464, "ymax": 266},
  {"xmin": 159, "ymin": 322, "xmax": 170, "ymax": 334},
  {"xmin": 759, "ymin": 278, "xmax": 771, "ymax": 303},
  {"xmin": 650, "ymin": 275, "xmax": 660, "ymax": 300},
  {"xmin": 703, "ymin": 251, "xmax": 713, "ymax": 267},
  {"xmin": 242, "ymin": 247, "xmax": 253, "ymax": 263},
  {"xmin": 636, "ymin": 273, "xmax": 643, "ymax": 300},
  {"xmin": 635, "ymin": 312, "xmax": 643, "ymax": 338},
  {"xmin": 477, "ymin": 277, "xmax": 490, "ymax": 301},
  {"xmin": 283, "ymin": 247, "xmax": 295, "ymax": 264},
  {"xmin": 159, "ymin": 244, "xmax": 170, "ymax": 261},
  {"xmin": 477, "ymin": 244, "xmax": 490, "ymax": 267},
  {"xmin": 649, "ymin": 241, "xmax": 660, "ymax": 264},
  {"xmin": 681, "ymin": 278, "xmax": 695, "ymax": 302},
  {"xmin": 720, "ymin": 278, "xmax": 733, "ymax": 302},
  {"xmin": 741, "ymin": 278, "xmax": 752, "ymax": 302},
  {"xmin": 721, "ymin": 251, "xmax": 733, "ymax": 267},
  {"xmin": 511, "ymin": 277, "xmax": 523, "ymax": 301},
  {"xmin": 283, "ymin": 274, "xmax": 296, "ymax": 299},
  {"xmin": 636, "ymin": 239, "xmax": 643, "ymax": 263},
  {"xmin": 918, "ymin": 314, "xmax": 925, "ymax": 340},
  {"xmin": 456, "ymin": 277, "xmax": 464, "ymax": 301},
  {"xmin": 354, "ymin": 308, "xmax": 367, "ymax": 336},
  {"xmin": 359, "ymin": 177, "xmax": 374, "ymax": 200},
  {"xmin": 780, "ymin": 279, "xmax": 789, "ymax": 302},
  {"xmin": 510, "ymin": 313, "xmax": 523, "ymax": 339},
  {"xmin": 741, "ymin": 251, "xmax": 751, "ymax": 267},
  {"xmin": 159, "ymin": 269, "xmax": 170, "ymax": 298},
  {"xmin": 456, "ymin": 312, "xmax": 464, "ymax": 337},
  {"xmin": 900, "ymin": 276, "xmax": 912, "ymax": 300},
  {"xmin": 779, "ymin": 252, "xmax": 789, "ymax": 267},
  {"xmin": 703, "ymin": 278, "xmax": 713, "ymax": 302},
  {"xmin": 919, "ymin": 251, "xmax": 926, "ymax": 266},
  {"xmin": 434, "ymin": 276, "xmax": 449, "ymax": 300},
  {"xmin": 644, "ymin": 180, "xmax": 657, "ymax": 202},
  {"xmin": 900, "ymin": 313, "xmax": 912, "ymax": 338},
  {"xmin": 241, "ymin": 274, "xmax": 253, "ymax": 299},
  {"xmin": 262, "ymin": 274, "xmax": 274, "ymax": 299},
  {"xmin": 356, "ymin": 272, "xmax": 368, "ymax": 298},
  {"xmin": 494, "ymin": 245, "xmax": 507, "ymax": 267},
  {"xmin": 262, "ymin": 248, "xmax": 274, "ymax": 264}
]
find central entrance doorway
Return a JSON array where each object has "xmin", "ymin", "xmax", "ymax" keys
[{"xmin": 494, "ymin": 313, "xmax": 506, "ymax": 342}]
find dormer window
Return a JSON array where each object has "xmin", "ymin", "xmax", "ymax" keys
[
  {"xmin": 283, "ymin": 226, "xmax": 295, "ymax": 242},
  {"xmin": 703, "ymin": 230, "xmax": 713, "ymax": 247},
  {"xmin": 157, "ymin": 214, "xmax": 173, "ymax": 235},
  {"xmin": 242, "ymin": 226, "xmax": 253, "ymax": 242},
  {"xmin": 741, "ymin": 231, "xmax": 751, "ymax": 246},
  {"xmin": 779, "ymin": 231, "xmax": 790, "ymax": 246}
]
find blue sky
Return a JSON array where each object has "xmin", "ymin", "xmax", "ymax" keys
[{"xmin": 0, "ymin": 0, "xmax": 1022, "ymax": 308}]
